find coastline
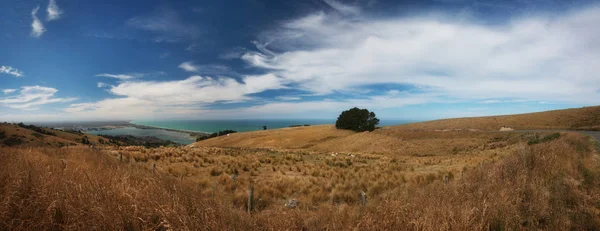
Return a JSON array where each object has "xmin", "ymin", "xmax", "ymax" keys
[
  {"xmin": 127, "ymin": 122, "xmax": 210, "ymax": 136},
  {"xmin": 46, "ymin": 121, "xmax": 208, "ymax": 144}
]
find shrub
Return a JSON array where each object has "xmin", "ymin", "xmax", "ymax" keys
[
  {"xmin": 335, "ymin": 107, "xmax": 380, "ymax": 132},
  {"xmin": 210, "ymin": 167, "xmax": 222, "ymax": 176},
  {"xmin": 3, "ymin": 137, "xmax": 24, "ymax": 146},
  {"xmin": 528, "ymin": 133, "xmax": 561, "ymax": 145},
  {"xmin": 0, "ymin": 130, "xmax": 5, "ymax": 140},
  {"xmin": 31, "ymin": 132, "xmax": 45, "ymax": 139},
  {"xmin": 17, "ymin": 123, "xmax": 56, "ymax": 136},
  {"xmin": 196, "ymin": 130, "xmax": 238, "ymax": 142}
]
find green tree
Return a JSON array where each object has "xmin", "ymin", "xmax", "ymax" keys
[{"xmin": 335, "ymin": 107, "xmax": 380, "ymax": 132}]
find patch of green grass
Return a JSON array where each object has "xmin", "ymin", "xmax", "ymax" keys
[
  {"xmin": 3, "ymin": 136, "xmax": 24, "ymax": 146},
  {"xmin": 578, "ymin": 161, "xmax": 599, "ymax": 190},
  {"xmin": 528, "ymin": 133, "xmax": 561, "ymax": 145},
  {"xmin": 31, "ymin": 132, "xmax": 45, "ymax": 139}
]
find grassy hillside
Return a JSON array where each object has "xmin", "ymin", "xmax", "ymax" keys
[
  {"xmin": 0, "ymin": 123, "xmax": 105, "ymax": 147},
  {"xmin": 194, "ymin": 106, "xmax": 600, "ymax": 153},
  {"xmin": 2, "ymin": 106, "xmax": 600, "ymax": 229},
  {"xmin": 194, "ymin": 125, "xmax": 519, "ymax": 156},
  {"xmin": 396, "ymin": 105, "xmax": 600, "ymax": 131},
  {"xmin": 1, "ymin": 132, "xmax": 598, "ymax": 230}
]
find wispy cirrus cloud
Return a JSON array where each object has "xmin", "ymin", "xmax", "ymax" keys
[
  {"xmin": 64, "ymin": 74, "xmax": 285, "ymax": 119},
  {"xmin": 0, "ymin": 65, "xmax": 24, "ymax": 77},
  {"xmin": 323, "ymin": 0, "xmax": 360, "ymax": 15},
  {"xmin": 47, "ymin": 0, "xmax": 63, "ymax": 21},
  {"xmin": 2, "ymin": 89, "xmax": 17, "ymax": 94},
  {"xmin": 243, "ymin": 5, "xmax": 600, "ymax": 105},
  {"xmin": 218, "ymin": 47, "xmax": 247, "ymax": 60},
  {"xmin": 0, "ymin": 86, "xmax": 76, "ymax": 110},
  {"xmin": 127, "ymin": 7, "xmax": 200, "ymax": 43},
  {"xmin": 178, "ymin": 62, "xmax": 235, "ymax": 76},
  {"xmin": 30, "ymin": 6, "xmax": 46, "ymax": 38},
  {"xmin": 96, "ymin": 73, "xmax": 143, "ymax": 80}
]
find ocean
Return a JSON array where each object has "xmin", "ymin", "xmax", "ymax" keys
[
  {"xmin": 89, "ymin": 119, "xmax": 415, "ymax": 145},
  {"xmin": 87, "ymin": 127, "xmax": 197, "ymax": 145},
  {"xmin": 130, "ymin": 119, "xmax": 414, "ymax": 133}
]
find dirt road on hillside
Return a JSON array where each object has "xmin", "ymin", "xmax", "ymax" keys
[{"xmin": 580, "ymin": 131, "xmax": 600, "ymax": 141}]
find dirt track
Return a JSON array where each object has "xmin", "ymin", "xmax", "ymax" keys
[{"xmin": 581, "ymin": 131, "xmax": 600, "ymax": 141}]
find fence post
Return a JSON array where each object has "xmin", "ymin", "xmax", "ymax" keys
[
  {"xmin": 329, "ymin": 193, "xmax": 334, "ymax": 216},
  {"xmin": 120, "ymin": 153, "xmax": 123, "ymax": 162},
  {"xmin": 360, "ymin": 191, "xmax": 367, "ymax": 215},
  {"xmin": 248, "ymin": 184, "xmax": 255, "ymax": 213}
]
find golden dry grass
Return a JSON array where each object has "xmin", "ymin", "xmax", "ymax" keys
[
  {"xmin": 195, "ymin": 125, "xmax": 524, "ymax": 156},
  {"xmin": 0, "ymin": 123, "xmax": 105, "ymax": 147},
  {"xmin": 394, "ymin": 105, "xmax": 600, "ymax": 131},
  {"xmin": 1, "ymin": 132, "xmax": 598, "ymax": 230},
  {"xmin": 2, "ymin": 106, "xmax": 600, "ymax": 229}
]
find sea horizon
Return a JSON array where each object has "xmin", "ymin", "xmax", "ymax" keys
[
  {"xmin": 130, "ymin": 119, "xmax": 417, "ymax": 134},
  {"xmin": 40, "ymin": 118, "xmax": 418, "ymax": 145}
]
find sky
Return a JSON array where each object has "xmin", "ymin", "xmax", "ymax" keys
[{"xmin": 1, "ymin": 0, "xmax": 600, "ymax": 122}]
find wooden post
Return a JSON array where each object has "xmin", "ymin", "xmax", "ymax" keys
[
  {"xmin": 360, "ymin": 191, "xmax": 367, "ymax": 215},
  {"xmin": 360, "ymin": 191, "xmax": 367, "ymax": 207},
  {"xmin": 119, "ymin": 153, "xmax": 123, "ymax": 162},
  {"xmin": 444, "ymin": 175, "xmax": 449, "ymax": 184},
  {"xmin": 329, "ymin": 194, "xmax": 334, "ymax": 217},
  {"xmin": 248, "ymin": 184, "xmax": 255, "ymax": 213}
]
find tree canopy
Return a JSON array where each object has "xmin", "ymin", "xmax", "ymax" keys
[{"xmin": 335, "ymin": 107, "xmax": 380, "ymax": 132}]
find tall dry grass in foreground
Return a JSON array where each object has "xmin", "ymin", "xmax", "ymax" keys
[{"xmin": 0, "ymin": 133, "xmax": 599, "ymax": 230}]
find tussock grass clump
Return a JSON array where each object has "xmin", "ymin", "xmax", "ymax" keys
[
  {"xmin": 1, "ymin": 132, "xmax": 599, "ymax": 230},
  {"xmin": 528, "ymin": 132, "xmax": 561, "ymax": 145}
]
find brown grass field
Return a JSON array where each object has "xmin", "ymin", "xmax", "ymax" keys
[
  {"xmin": 0, "ymin": 106, "xmax": 600, "ymax": 230},
  {"xmin": 394, "ymin": 105, "xmax": 600, "ymax": 131}
]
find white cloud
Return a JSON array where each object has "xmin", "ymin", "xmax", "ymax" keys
[
  {"xmin": 63, "ymin": 74, "xmax": 285, "ymax": 119},
  {"xmin": 2, "ymin": 89, "xmax": 17, "ymax": 94},
  {"xmin": 47, "ymin": 0, "xmax": 63, "ymax": 21},
  {"xmin": 31, "ymin": 6, "xmax": 46, "ymax": 38},
  {"xmin": 276, "ymin": 96, "xmax": 302, "ymax": 101},
  {"xmin": 178, "ymin": 62, "xmax": 234, "ymax": 75},
  {"xmin": 323, "ymin": 0, "xmax": 360, "ymax": 15},
  {"xmin": 178, "ymin": 62, "xmax": 198, "ymax": 72},
  {"xmin": 0, "ymin": 86, "xmax": 76, "ymax": 110},
  {"xmin": 243, "ymin": 6, "xmax": 600, "ymax": 105},
  {"xmin": 127, "ymin": 7, "xmax": 200, "ymax": 42},
  {"xmin": 96, "ymin": 73, "xmax": 142, "ymax": 80},
  {"xmin": 97, "ymin": 82, "xmax": 109, "ymax": 88},
  {"xmin": 219, "ymin": 47, "xmax": 247, "ymax": 60},
  {"xmin": 0, "ymin": 66, "xmax": 24, "ymax": 77}
]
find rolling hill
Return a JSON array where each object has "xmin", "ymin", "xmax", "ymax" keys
[
  {"xmin": 396, "ymin": 105, "xmax": 600, "ymax": 131},
  {"xmin": 193, "ymin": 106, "xmax": 600, "ymax": 153},
  {"xmin": 1, "ymin": 106, "xmax": 600, "ymax": 230},
  {"xmin": 0, "ymin": 122, "xmax": 105, "ymax": 147}
]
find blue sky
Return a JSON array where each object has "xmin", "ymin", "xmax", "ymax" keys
[{"xmin": 1, "ymin": 0, "xmax": 599, "ymax": 122}]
